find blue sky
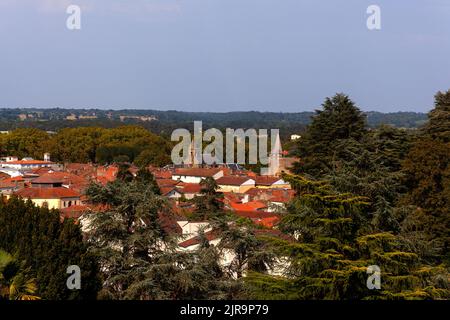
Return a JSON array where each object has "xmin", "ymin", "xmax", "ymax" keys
[{"xmin": 0, "ymin": 0, "xmax": 449, "ymax": 112}]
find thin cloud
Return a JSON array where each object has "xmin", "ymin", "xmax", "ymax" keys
[
  {"xmin": 109, "ymin": 0, "xmax": 182, "ymax": 14},
  {"xmin": 0, "ymin": 0, "xmax": 180, "ymax": 15}
]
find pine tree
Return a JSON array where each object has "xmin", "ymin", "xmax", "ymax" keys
[
  {"xmin": 293, "ymin": 93, "xmax": 367, "ymax": 176},
  {"xmin": 423, "ymin": 90, "xmax": 450, "ymax": 142},
  {"xmin": 84, "ymin": 178, "xmax": 239, "ymax": 299},
  {"xmin": 191, "ymin": 177, "xmax": 225, "ymax": 221},
  {"xmin": 400, "ymin": 90, "xmax": 450, "ymax": 265},
  {"xmin": 244, "ymin": 174, "xmax": 450, "ymax": 300},
  {"xmin": 136, "ymin": 167, "xmax": 161, "ymax": 195}
]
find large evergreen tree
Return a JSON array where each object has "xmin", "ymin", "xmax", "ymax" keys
[
  {"xmin": 84, "ymin": 176, "xmax": 239, "ymax": 299},
  {"xmin": 293, "ymin": 93, "xmax": 367, "ymax": 176},
  {"xmin": 399, "ymin": 91, "xmax": 450, "ymax": 265},
  {"xmin": 244, "ymin": 174, "xmax": 449, "ymax": 300},
  {"xmin": 423, "ymin": 90, "xmax": 450, "ymax": 142}
]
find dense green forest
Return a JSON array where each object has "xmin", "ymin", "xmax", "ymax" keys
[
  {"xmin": 0, "ymin": 90, "xmax": 448, "ymax": 300},
  {"xmin": 0, "ymin": 126, "xmax": 172, "ymax": 167},
  {"xmin": 0, "ymin": 197, "xmax": 100, "ymax": 300}
]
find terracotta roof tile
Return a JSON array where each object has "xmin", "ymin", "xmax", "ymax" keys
[
  {"xmin": 1, "ymin": 160, "xmax": 53, "ymax": 165},
  {"xmin": 177, "ymin": 183, "xmax": 203, "ymax": 194},
  {"xmin": 233, "ymin": 211, "xmax": 281, "ymax": 228},
  {"xmin": 174, "ymin": 168, "xmax": 222, "ymax": 178},
  {"xmin": 156, "ymin": 179, "xmax": 180, "ymax": 187},
  {"xmin": 254, "ymin": 176, "xmax": 283, "ymax": 186},
  {"xmin": 32, "ymin": 171, "xmax": 87, "ymax": 185},
  {"xmin": 0, "ymin": 177, "xmax": 24, "ymax": 189},
  {"xmin": 15, "ymin": 187, "xmax": 81, "ymax": 199},
  {"xmin": 216, "ymin": 176, "xmax": 254, "ymax": 186},
  {"xmin": 230, "ymin": 201, "xmax": 267, "ymax": 212},
  {"xmin": 178, "ymin": 230, "xmax": 220, "ymax": 248},
  {"xmin": 160, "ymin": 186, "xmax": 180, "ymax": 196}
]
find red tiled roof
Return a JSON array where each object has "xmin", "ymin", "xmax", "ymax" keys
[
  {"xmin": 31, "ymin": 173, "xmax": 64, "ymax": 184},
  {"xmin": 244, "ymin": 188, "xmax": 260, "ymax": 196},
  {"xmin": 1, "ymin": 160, "xmax": 53, "ymax": 165},
  {"xmin": 160, "ymin": 186, "xmax": 180, "ymax": 196},
  {"xmin": 178, "ymin": 230, "xmax": 220, "ymax": 248},
  {"xmin": 60, "ymin": 205, "xmax": 89, "ymax": 221},
  {"xmin": 177, "ymin": 183, "xmax": 203, "ymax": 194},
  {"xmin": 96, "ymin": 165, "xmax": 118, "ymax": 182},
  {"xmin": 156, "ymin": 179, "xmax": 180, "ymax": 187},
  {"xmin": 95, "ymin": 176, "xmax": 110, "ymax": 185},
  {"xmin": 216, "ymin": 176, "xmax": 254, "ymax": 186},
  {"xmin": 233, "ymin": 211, "xmax": 280, "ymax": 228},
  {"xmin": 60, "ymin": 204, "xmax": 89, "ymax": 213},
  {"xmin": 258, "ymin": 217, "xmax": 280, "ymax": 228},
  {"xmin": 151, "ymin": 170, "xmax": 173, "ymax": 179},
  {"xmin": 244, "ymin": 188, "xmax": 295, "ymax": 202},
  {"xmin": 158, "ymin": 212, "xmax": 183, "ymax": 235},
  {"xmin": 234, "ymin": 210, "xmax": 280, "ymax": 219},
  {"xmin": 29, "ymin": 167, "xmax": 53, "ymax": 175},
  {"xmin": 31, "ymin": 172, "xmax": 89, "ymax": 193},
  {"xmin": 269, "ymin": 197, "xmax": 290, "ymax": 203},
  {"xmin": 174, "ymin": 168, "xmax": 222, "ymax": 178},
  {"xmin": 0, "ymin": 177, "xmax": 24, "ymax": 189},
  {"xmin": 65, "ymin": 163, "xmax": 94, "ymax": 171},
  {"xmin": 64, "ymin": 163, "xmax": 96, "ymax": 178},
  {"xmin": 230, "ymin": 201, "xmax": 267, "ymax": 212},
  {"xmin": 222, "ymin": 192, "xmax": 242, "ymax": 203},
  {"xmin": 254, "ymin": 176, "xmax": 283, "ymax": 186},
  {"xmin": 15, "ymin": 187, "xmax": 81, "ymax": 199},
  {"xmin": 3, "ymin": 176, "xmax": 24, "ymax": 182}
]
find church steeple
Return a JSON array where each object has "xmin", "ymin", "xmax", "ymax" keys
[
  {"xmin": 267, "ymin": 132, "xmax": 282, "ymax": 176},
  {"xmin": 187, "ymin": 139, "xmax": 202, "ymax": 168}
]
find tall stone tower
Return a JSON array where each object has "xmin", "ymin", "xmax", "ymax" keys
[{"xmin": 262, "ymin": 132, "xmax": 282, "ymax": 176}]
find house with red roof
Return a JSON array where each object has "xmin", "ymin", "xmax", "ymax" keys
[
  {"xmin": 216, "ymin": 176, "xmax": 255, "ymax": 193},
  {"xmin": 95, "ymin": 165, "xmax": 119, "ymax": 184},
  {"xmin": 60, "ymin": 205, "xmax": 90, "ymax": 221},
  {"xmin": 172, "ymin": 168, "xmax": 224, "ymax": 184},
  {"xmin": 254, "ymin": 176, "xmax": 290, "ymax": 189},
  {"xmin": 243, "ymin": 188, "xmax": 295, "ymax": 212},
  {"xmin": 31, "ymin": 171, "xmax": 88, "ymax": 191},
  {"xmin": 160, "ymin": 186, "xmax": 183, "ymax": 199},
  {"xmin": 229, "ymin": 200, "xmax": 267, "ymax": 212},
  {"xmin": 0, "ymin": 159, "xmax": 55, "ymax": 170},
  {"xmin": 0, "ymin": 176, "xmax": 25, "ymax": 195},
  {"xmin": 14, "ymin": 187, "xmax": 82, "ymax": 210},
  {"xmin": 176, "ymin": 183, "xmax": 203, "ymax": 199},
  {"xmin": 178, "ymin": 229, "xmax": 220, "ymax": 249},
  {"xmin": 233, "ymin": 211, "xmax": 281, "ymax": 228},
  {"xmin": 64, "ymin": 163, "xmax": 96, "ymax": 179},
  {"xmin": 156, "ymin": 179, "xmax": 181, "ymax": 188}
]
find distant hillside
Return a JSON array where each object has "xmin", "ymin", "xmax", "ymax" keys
[{"xmin": 0, "ymin": 108, "xmax": 427, "ymax": 138}]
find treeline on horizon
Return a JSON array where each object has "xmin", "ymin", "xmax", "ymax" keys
[
  {"xmin": 1, "ymin": 90, "xmax": 449, "ymax": 300},
  {"xmin": 0, "ymin": 107, "xmax": 428, "ymax": 139}
]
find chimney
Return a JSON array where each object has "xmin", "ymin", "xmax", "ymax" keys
[
  {"xmin": 44, "ymin": 153, "xmax": 51, "ymax": 162},
  {"xmin": 242, "ymin": 194, "xmax": 250, "ymax": 203}
]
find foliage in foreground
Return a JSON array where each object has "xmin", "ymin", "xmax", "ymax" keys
[{"xmin": 0, "ymin": 197, "xmax": 101, "ymax": 300}]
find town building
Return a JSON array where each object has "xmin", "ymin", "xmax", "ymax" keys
[
  {"xmin": 216, "ymin": 176, "xmax": 255, "ymax": 193},
  {"xmin": 13, "ymin": 187, "xmax": 82, "ymax": 210},
  {"xmin": 254, "ymin": 176, "xmax": 290, "ymax": 189},
  {"xmin": 172, "ymin": 168, "xmax": 224, "ymax": 184}
]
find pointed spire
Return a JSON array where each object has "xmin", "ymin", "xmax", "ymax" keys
[{"xmin": 268, "ymin": 131, "xmax": 282, "ymax": 176}]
